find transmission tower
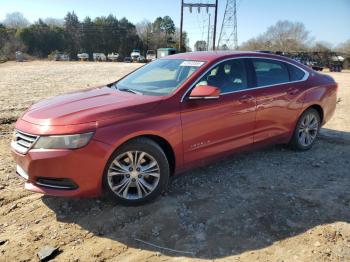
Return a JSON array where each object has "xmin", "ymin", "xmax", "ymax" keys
[{"xmin": 218, "ymin": 0, "xmax": 238, "ymax": 50}]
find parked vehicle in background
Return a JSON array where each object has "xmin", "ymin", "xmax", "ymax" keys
[
  {"xmin": 329, "ymin": 55, "xmax": 344, "ymax": 72},
  {"xmin": 131, "ymin": 49, "xmax": 141, "ymax": 62},
  {"xmin": 11, "ymin": 51, "xmax": 337, "ymax": 205},
  {"xmin": 77, "ymin": 53, "xmax": 89, "ymax": 61},
  {"xmin": 107, "ymin": 53, "xmax": 120, "ymax": 62},
  {"xmin": 93, "ymin": 53, "xmax": 106, "ymax": 62},
  {"xmin": 124, "ymin": 57, "xmax": 132, "ymax": 63},
  {"xmin": 137, "ymin": 55, "xmax": 146, "ymax": 63},
  {"xmin": 157, "ymin": 48, "xmax": 177, "ymax": 58},
  {"xmin": 15, "ymin": 51, "xmax": 25, "ymax": 62},
  {"xmin": 264, "ymin": 51, "xmax": 346, "ymax": 72},
  {"xmin": 146, "ymin": 50, "xmax": 156, "ymax": 62},
  {"xmin": 51, "ymin": 52, "xmax": 70, "ymax": 61}
]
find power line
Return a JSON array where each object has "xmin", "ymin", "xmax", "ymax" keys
[{"xmin": 179, "ymin": 0, "xmax": 218, "ymax": 51}]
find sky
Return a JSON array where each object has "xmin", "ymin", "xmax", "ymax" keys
[{"xmin": 0, "ymin": 0, "xmax": 349, "ymax": 50}]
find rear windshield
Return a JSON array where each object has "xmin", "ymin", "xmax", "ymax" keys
[{"xmin": 116, "ymin": 59, "xmax": 204, "ymax": 96}]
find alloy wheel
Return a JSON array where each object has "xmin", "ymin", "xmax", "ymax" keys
[
  {"xmin": 107, "ymin": 151, "xmax": 160, "ymax": 200},
  {"xmin": 298, "ymin": 113, "xmax": 319, "ymax": 147}
]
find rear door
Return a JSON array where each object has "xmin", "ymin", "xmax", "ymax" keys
[{"xmin": 248, "ymin": 58, "xmax": 307, "ymax": 143}]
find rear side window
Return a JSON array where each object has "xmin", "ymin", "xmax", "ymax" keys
[
  {"xmin": 288, "ymin": 64, "xmax": 305, "ymax": 81},
  {"xmin": 252, "ymin": 58, "xmax": 289, "ymax": 87}
]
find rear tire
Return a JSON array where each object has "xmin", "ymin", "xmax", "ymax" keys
[
  {"xmin": 103, "ymin": 138, "xmax": 170, "ymax": 206},
  {"xmin": 289, "ymin": 108, "xmax": 321, "ymax": 151}
]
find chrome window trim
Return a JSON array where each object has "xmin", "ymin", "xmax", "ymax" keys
[
  {"xmin": 188, "ymin": 96, "xmax": 220, "ymax": 100},
  {"xmin": 181, "ymin": 56, "xmax": 310, "ymax": 102}
]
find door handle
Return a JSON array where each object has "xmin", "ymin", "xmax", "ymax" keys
[
  {"xmin": 238, "ymin": 94, "xmax": 254, "ymax": 103},
  {"xmin": 287, "ymin": 88, "xmax": 299, "ymax": 95}
]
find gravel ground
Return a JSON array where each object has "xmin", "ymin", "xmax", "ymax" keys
[{"xmin": 0, "ymin": 61, "xmax": 349, "ymax": 262}]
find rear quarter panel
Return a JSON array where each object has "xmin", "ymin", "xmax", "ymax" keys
[{"xmin": 302, "ymin": 73, "xmax": 337, "ymax": 125}]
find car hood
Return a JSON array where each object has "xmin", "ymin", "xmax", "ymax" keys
[{"xmin": 22, "ymin": 86, "xmax": 163, "ymax": 126}]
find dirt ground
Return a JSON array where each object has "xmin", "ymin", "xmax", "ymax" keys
[{"xmin": 0, "ymin": 61, "xmax": 349, "ymax": 262}]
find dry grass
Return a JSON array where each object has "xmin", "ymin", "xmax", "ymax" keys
[{"xmin": 0, "ymin": 61, "xmax": 142, "ymax": 122}]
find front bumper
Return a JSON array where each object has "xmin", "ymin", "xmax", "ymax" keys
[{"xmin": 11, "ymin": 139, "xmax": 111, "ymax": 197}]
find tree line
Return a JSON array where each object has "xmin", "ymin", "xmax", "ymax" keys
[
  {"xmin": 0, "ymin": 12, "xmax": 189, "ymax": 60},
  {"xmin": 239, "ymin": 20, "xmax": 350, "ymax": 55},
  {"xmin": 1, "ymin": 12, "xmax": 349, "ymax": 63},
  {"xmin": 237, "ymin": 20, "xmax": 350, "ymax": 68}
]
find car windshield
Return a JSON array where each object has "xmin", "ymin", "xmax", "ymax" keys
[{"xmin": 115, "ymin": 59, "xmax": 204, "ymax": 96}]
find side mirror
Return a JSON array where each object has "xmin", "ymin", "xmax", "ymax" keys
[{"xmin": 188, "ymin": 85, "xmax": 220, "ymax": 100}]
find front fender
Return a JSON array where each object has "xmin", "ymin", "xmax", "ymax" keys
[{"xmin": 93, "ymin": 111, "xmax": 183, "ymax": 171}]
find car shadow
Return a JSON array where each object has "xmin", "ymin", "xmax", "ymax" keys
[{"xmin": 42, "ymin": 128, "xmax": 350, "ymax": 259}]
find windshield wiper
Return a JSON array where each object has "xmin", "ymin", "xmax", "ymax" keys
[{"xmin": 118, "ymin": 88, "xmax": 143, "ymax": 95}]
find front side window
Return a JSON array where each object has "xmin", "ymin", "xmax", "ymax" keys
[
  {"xmin": 196, "ymin": 59, "xmax": 248, "ymax": 94},
  {"xmin": 252, "ymin": 58, "xmax": 289, "ymax": 87},
  {"xmin": 116, "ymin": 59, "xmax": 204, "ymax": 96}
]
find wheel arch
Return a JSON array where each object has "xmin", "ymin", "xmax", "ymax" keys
[
  {"xmin": 288, "ymin": 103, "xmax": 324, "ymax": 144},
  {"xmin": 305, "ymin": 104, "xmax": 324, "ymax": 124},
  {"xmin": 109, "ymin": 134, "xmax": 176, "ymax": 176}
]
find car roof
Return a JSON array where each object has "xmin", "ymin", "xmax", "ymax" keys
[{"xmin": 165, "ymin": 51, "xmax": 291, "ymax": 63}]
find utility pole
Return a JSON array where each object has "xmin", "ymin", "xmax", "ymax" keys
[
  {"xmin": 179, "ymin": 0, "xmax": 218, "ymax": 51},
  {"xmin": 213, "ymin": 0, "xmax": 218, "ymax": 50},
  {"xmin": 179, "ymin": 0, "xmax": 184, "ymax": 51},
  {"xmin": 207, "ymin": 13, "xmax": 211, "ymax": 51}
]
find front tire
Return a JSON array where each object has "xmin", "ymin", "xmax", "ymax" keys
[
  {"xmin": 103, "ymin": 138, "xmax": 170, "ymax": 205},
  {"xmin": 289, "ymin": 108, "xmax": 321, "ymax": 151}
]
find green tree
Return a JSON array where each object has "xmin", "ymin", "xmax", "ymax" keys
[
  {"xmin": 118, "ymin": 17, "xmax": 142, "ymax": 57},
  {"xmin": 19, "ymin": 19, "xmax": 65, "ymax": 57},
  {"xmin": 80, "ymin": 16, "xmax": 95, "ymax": 57},
  {"xmin": 151, "ymin": 16, "xmax": 176, "ymax": 49},
  {"xmin": 161, "ymin": 16, "xmax": 175, "ymax": 35},
  {"xmin": 64, "ymin": 11, "xmax": 81, "ymax": 58}
]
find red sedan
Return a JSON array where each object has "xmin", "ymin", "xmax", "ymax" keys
[{"xmin": 11, "ymin": 51, "xmax": 337, "ymax": 205}]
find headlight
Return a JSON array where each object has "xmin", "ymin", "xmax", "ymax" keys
[{"xmin": 33, "ymin": 132, "xmax": 94, "ymax": 149}]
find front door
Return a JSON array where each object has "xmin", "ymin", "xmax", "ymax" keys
[{"xmin": 180, "ymin": 58, "xmax": 256, "ymax": 165}]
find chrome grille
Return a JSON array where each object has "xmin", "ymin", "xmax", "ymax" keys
[{"xmin": 11, "ymin": 130, "xmax": 39, "ymax": 154}]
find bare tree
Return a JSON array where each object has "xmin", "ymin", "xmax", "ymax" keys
[
  {"xmin": 264, "ymin": 20, "xmax": 311, "ymax": 52},
  {"xmin": 239, "ymin": 35, "xmax": 268, "ymax": 51},
  {"xmin": 136, "ymin": 20, "xmax": 153, "ymax": 51},
  {"xmin": 336, "ymin": 39, "xmax": 350, "ymax": 68},
  {"xmin": 3, "ymin": 12, "xmax": 29, "ymax": 28},
  {"xmin": 173, "ymin": 28, "xmax": 190, "ymax": 51},
  {"xmin": 44, "ymin": 17, "xmax": 64, "ymax": 27},
  {"xmin": 194, "ymin": 40, "xmax": 207, "ymax": 51},
  {"xmin": 311, "ymin": 41, "xmax": 332, "ymax": 52},
  {"xmin": 240, "ymin": 20, "xmax": 312, "ymax": 52},
  {"xmin": 336, "ymin": 39, "xmax": 350, "ymax": 54}
]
